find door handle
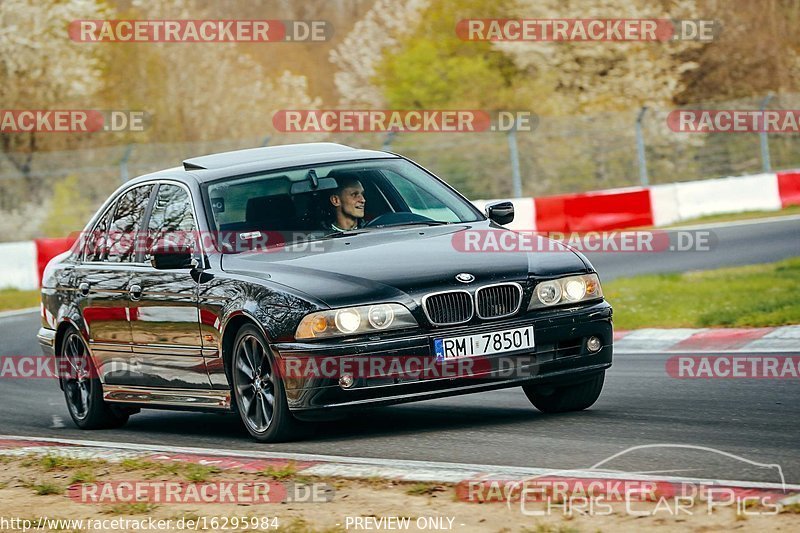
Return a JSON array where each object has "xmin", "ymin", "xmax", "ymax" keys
[
  {"xmin": 129, "ymin": 284, "xmax": 142, "ymax": 301},
  {"xmin": 78, "ymin": 282, "xmax": 90, "ymax": 296}
]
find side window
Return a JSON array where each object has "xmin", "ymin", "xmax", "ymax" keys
[
  {"xmin": 146, "ymin": 184, "xmax": 196, "ymax": 261},
  {"xmin": 106, "ymin": 185, "xmax": 153, "ymax": 263},
  {"xmin": 83, "ymin": 206, "xmax": 113, "ymax": 262}
]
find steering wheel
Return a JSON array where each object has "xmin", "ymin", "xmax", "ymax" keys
[{"xmin": 364, "ymin": 212, "xmax": 435, "ymax": 228}]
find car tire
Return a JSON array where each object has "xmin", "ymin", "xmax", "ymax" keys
[
  {"xmin": 231, "ymin": 324, "xmax": 297, "ymax": 442},
  {"xmin": 522, "ymin": 372, "xmax": 605, "ymax": 414},
  {"xmin": 60, "ymin": 328, "xmax": 129, "ymax": 430}
]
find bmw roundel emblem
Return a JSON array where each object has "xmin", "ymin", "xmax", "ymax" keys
[{"xmin": 455, "ymin": 273, "xmax": 475, "ymax": 283}]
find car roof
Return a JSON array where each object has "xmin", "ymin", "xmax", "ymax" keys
[
  {"xmin": 183, "ymin": 142, "xmax": 362, "ymax": 170},
  {"xmin": 123, "ymin": 143, "xmax": 401, "ymax": 188}
]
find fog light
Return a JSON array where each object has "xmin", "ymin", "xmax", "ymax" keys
[
  {"xmin": 587, "ymin": 336, "xmax": 602, "ymax": 353},
  {"xmin": 339, "ymin": 373, "xmax": 354, "ymax": 389}
]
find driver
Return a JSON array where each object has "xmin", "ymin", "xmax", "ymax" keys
[{"xmin": 323, "ymin": 176, "xmax": 366, "ymax": 232}]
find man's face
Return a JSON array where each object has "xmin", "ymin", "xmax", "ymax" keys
[{"xmin": 331, "ymin": 182, "xmax": 365, "ymax": 219}]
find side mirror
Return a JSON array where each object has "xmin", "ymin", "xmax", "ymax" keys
[
  {"xmin": 150, "ymin": 244, "xmax": 195, "ymax": 270},
  {"xmin": 486, "ymin": 201, "xmax": 515, "ymax": 225}
]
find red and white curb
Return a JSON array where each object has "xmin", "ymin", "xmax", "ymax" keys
[
  {"xmin": 614, "ymin": 325, "xmax": 800, "ymax": 353},
  {"xmin": 0, "ymin": 435, "xmax": 798, "ymax": 506}
]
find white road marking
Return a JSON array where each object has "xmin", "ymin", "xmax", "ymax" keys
[
  {"xmin": 665, "ymin": 213, "xmax": 800, "ymax": 231},
  {"xmin": 50, "ymin": 415, "xmax": 64, "ymax": 429},
  {"xmin": 0, "ymin": 307, "xmax": 39, "ymax": 320}
]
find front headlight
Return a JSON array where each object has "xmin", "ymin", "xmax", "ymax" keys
[
  {"xmin": 528, "ymin": 273, "xmax": 603, "ymax": 309},
  {"xmin": 295, "ymin": 303, "xmax": 417, "ymax": 340}
]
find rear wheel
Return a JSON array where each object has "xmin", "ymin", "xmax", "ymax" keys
[
  {"xmin": 61, "ymin": 328, "xmax": 129, "ymax": 429},
  {"xmin": 231, "ymin": 324, "xmax": 297, "ymax": 442},
  {"xmin": 522, "ymin": 372, "xmax": 605, "ymax": 413}
]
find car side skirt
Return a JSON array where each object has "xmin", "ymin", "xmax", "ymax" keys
[{"xmin": 103, "ymin": 385, "xmax": 232, "ymax": 410}]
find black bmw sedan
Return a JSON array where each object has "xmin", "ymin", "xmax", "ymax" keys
[{"xmin": 38, "ymin": 143, "xmax": 612, "ymax": 442}]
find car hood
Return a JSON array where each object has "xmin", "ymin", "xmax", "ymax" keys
[{"xmin": 221, "ymin": 223, "xmax": 590, "ymax": 308}]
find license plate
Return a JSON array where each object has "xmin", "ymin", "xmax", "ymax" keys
[{"xmin": 434, "ymin": 325, "xmax": 534, "ymax": 361}]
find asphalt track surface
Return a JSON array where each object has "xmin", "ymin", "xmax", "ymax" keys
[
  {"xmin": 583, "ymin": 214, "xmax": 800, "ymax": 281},
  {"xmin": 1, "ymin": 217, "xmax": 798, "ymax": 483}
]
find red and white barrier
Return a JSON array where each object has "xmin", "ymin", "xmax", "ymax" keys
[
  {"xmin": 0, "ymin": 170, "xmax": 798, "ymax": 291},
  {"xmin": 476, "ymin": 169, "xmax": 800, "ymax": 231},
  {"xmin": 650, "ymin": 173, "xmax": 782, "ymax": 226},
  {"xmin": 777, "ymin": 170, "xmax": 800, "ymax": 208},
  {"xmin": 0, "ymin": 241, "xmax": 38, "ymax": 290},
  {"xmin": 534, "ymin": 187, "xmax": 652, "ymax": 232},
  {"xmin": 34, "ymin": 237, "xmax": 77, "ymax": 287},
  {"xmin": 0, "ymin": 238, "xmax": 77, "ymax": 290}
]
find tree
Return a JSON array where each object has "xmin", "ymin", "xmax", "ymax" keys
[
  {"xmin": 40, "ymin": 175, "xmax": 95, "ymax": 238},
  {"xmin": 98, "ymin": 0, "xmax": 323, "ymax": 142},
  {"xmin": 329, "ymin": 0, "xmax": 430, "ymax": 107},
  {"xmin": 377, "ymin": 0, "xmax": 526, "ymax": 110},
  {"xmin": 495, "ymin": 0, "xmax": 702, "ymax": 114},
  {"xmin": 0, "ymin": 0, "xmax": 107, "ymax": 181},
  {"xmin": 674, "ymin": 0, "xmax": 800, "ymax": 103}
]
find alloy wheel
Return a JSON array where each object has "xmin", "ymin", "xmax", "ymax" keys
[
  {"xmin": 63, "ymin": 332, "xmax": 92, "ymax": 420},
  {"xmin": 234, "ymin": 334, "xmax": 276, "ymax": 433}
]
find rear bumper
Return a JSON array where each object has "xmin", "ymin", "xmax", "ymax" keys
[{"xmin": 273, "ymin": 301, "xmax": 613, "ymax": 419}]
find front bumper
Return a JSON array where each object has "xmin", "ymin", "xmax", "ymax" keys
[
  {"xmin": 37, "ymin": 327, "xmax": 56, "ymax": 356},
  {"xmin": 273, "ymin": 300, "xmax": 613, "ymax": 419}
]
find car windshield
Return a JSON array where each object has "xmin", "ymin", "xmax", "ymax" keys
[{"xmin": 202, "ymin": 158, "xmax": 483, "ymax": 253}]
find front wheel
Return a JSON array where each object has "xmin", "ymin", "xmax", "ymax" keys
[
  {"xmin": 522, "ymin": 372, "xmax": 605, "ymax": 414},
  {"xmin": 231, "ymin": 324, "xmax": 297, "ymax": 442},
  {"xmin": 60, "ymin": 329, "xmax": 129, "ymax": 429}
]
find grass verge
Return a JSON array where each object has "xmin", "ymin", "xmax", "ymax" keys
[
  {"xmin": 32, "ymin": 482, "xmax": 63, "ymax": 496},
  {"xmin": 259, "ymin": 461, "xmax": 299, "ymax": 480},
  {"xmin": 605, "ymin": 257, "xmax": 800, "ymax": 329},
  {"xmin": 0, "ymin": 289, "xmax": 38, "ymax": 312},
  {"xmin": 119, "ymin": 458, "xmax": 220, "ymax": 481}
]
